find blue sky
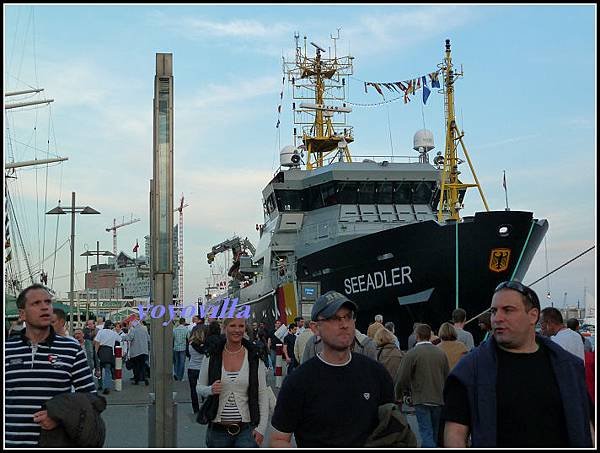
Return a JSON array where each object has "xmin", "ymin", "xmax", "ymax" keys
[{"xmin": 4, "ymin": 4, "xmax": 596, "ymax": 313}]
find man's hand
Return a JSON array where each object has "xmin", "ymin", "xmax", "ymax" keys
[
  {"xmin": 32, "ymin": 410, "xmax": 59, "ymax": 430},
  {"xmin": 253, "ymin": 430, "xmax": 264, "ymax": 446},
  {"xmin": 211, "ymin": 379, "xmax": 222, "ymax": 395}
]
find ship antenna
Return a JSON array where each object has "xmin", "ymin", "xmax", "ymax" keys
[
  {"xmin": 436, "ymin": 39, "xmax": 490, "ymax": 222},
  {"xmin": 284, "ymin": 32, "xmax": 354, "ymax": 169}
]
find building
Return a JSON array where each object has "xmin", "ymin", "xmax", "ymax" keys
[{"xmin": 85, "ymin": 225, "xmax": 179, "ymax": 300}]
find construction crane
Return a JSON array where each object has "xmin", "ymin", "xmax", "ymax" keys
[
  {"xmin": 174, "ymin": 194, "xmax": 189, "ymax": 306},
  {"xmin": 106, "ymin": 215, "xmax": 141, "ymax": 257},
  {"xmin": 207, "ymin": 236, "xmax": 256, "ymax": 280}
]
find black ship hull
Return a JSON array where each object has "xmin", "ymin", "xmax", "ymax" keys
[{"xmin": 295, "ymin": 210, "xmax": 548, "ymax": 348}]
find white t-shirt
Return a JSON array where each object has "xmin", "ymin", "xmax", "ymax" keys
[
  {"xmin": 552, "ymin": 328, "xmax": 585, "ymax": 362},
  {"xmin": 95, "ymin": 328, "xmax": 122, "ymax": 349}
]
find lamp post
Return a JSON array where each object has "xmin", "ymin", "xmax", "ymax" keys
[
  {"xmin": 81, "ymin": 241, "xmax": 115, "ymax": 322},
  {"xmin": 46, "ymin": 192, "xmax": 100, "ymax": 328}
]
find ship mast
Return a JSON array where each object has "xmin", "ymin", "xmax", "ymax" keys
[
  {"xmin": 284, "ymin": 33, "xmax": 354, "ymax": 170},
  {"xmin": 437, "ymin": 39, "xmax": 489, "ymax": 221}
]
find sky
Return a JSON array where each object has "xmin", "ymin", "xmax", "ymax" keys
[{"xmin": 4, "ymin": 4, "xmax": 596, "ymax": 313}]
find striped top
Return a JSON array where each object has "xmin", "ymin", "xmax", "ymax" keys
[
  {"xmin": 5, "ymin": 327, "xmax": 97, "ymax": 447},
  {"xmin": 220, "ymin": 371, "xmax": 242, "ymax": 422}
]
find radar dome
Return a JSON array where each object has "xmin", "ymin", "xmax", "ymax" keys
[
  {"xmin": 280, "ymin": 145, "xmax": 301, "ymax": 168},
  {"xmin": 413, "ymin": 129, "xmax": 435, "ymax": 152}
]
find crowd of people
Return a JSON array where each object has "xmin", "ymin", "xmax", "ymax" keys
[{"xmin": 4, "ymin": 281, "xmax": 596, "ymax": 447}]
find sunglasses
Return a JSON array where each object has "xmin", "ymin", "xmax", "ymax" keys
[{"xmin": 494, "ymin": 280, "xmax": 540, "ymax": 311}]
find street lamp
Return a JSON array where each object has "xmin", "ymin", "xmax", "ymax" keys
[
  {"xmin": 46, "ymin": 191, "xmax": 100, "ymax": 327},
  {"xmin": 81, "ymin": 241, "xmax": 115, "ymax": 322}
]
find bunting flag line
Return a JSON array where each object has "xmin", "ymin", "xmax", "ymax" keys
[
  {"xmin": 276, "ymin": 74, "xmax": 286, "ymax": 128},
  {"xmin": 362, "ymin": 69, "xmax": 442, "ymax": 105}
]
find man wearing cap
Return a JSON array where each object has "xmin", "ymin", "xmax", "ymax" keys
[
  {"xmin": 443, "ymin": 281, "xmax": 594, "ymax": 447},
  {"xmin": 269, "ymin": 291, "xmax": 394, "ymax": 447}
]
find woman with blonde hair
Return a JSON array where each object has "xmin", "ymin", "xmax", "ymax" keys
[
  {"xmin": 437, "ymin": 322, "xmax": 468, "ymax": 370},
  {"xmin": 197, "ymin": 317, "xmax": 268, "ymax": 447},
  {"xmin": 374, "ymin": 327, "xmax": 405, "ymax": 380}
]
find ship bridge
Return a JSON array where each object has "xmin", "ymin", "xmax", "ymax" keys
[{"xmin": 261, "ymin": 161, "xmax": 449, "ymax": 223}]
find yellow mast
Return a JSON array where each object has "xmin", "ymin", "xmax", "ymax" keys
[
  {"xmin": 285, "ymin": 35, "xmax": 354, "ymax": 170},
  {"xmin": 437, "ymin": 39, "xmax": 489, "ymax": 222}
]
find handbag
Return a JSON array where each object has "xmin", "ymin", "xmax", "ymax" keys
[
  {"xmin": 125, "ymin": 357, "xmax": 133, "ymax": 370},
  {"xmin": 196, "ymin": 395, "xmax": 218, "ymax": 425}
]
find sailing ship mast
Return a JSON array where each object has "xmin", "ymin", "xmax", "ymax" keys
[
  {"xmin": 437, "ymin": 39, "xmax": 489, "ymax": 221},
  {"xmin": 4, "ymin": 88, "xmax": 69, "ymax": 293},
  {"xmin": 284, "ymin": 33, "xmax": 354, "ymax": 170}
]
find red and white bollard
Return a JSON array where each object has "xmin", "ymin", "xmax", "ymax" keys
[
  {"xmin": 275, "ymin": 343, "xmax": 283, "ymax": 388},
  {"xmin": 114, "ymin": 345, "xmax": 122, "ymax": 392}
]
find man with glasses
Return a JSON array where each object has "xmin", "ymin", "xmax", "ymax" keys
[
  {"xmin": 269, "ymin": 291, "xmax": 394, "ymax": 447},
  {"xmin": 442, "ymin": 281, "xmax": 593, "ymax": 447}
]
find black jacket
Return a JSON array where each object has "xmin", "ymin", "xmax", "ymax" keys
[
  {"xmin": 38, "ymin": 393, "xmax": 107, "ymax": 447},
  {"xmin": 206, "ymin": 337, "xmax": 261, "ymax": 426}
]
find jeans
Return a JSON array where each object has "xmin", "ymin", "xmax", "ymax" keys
[
  {"xmin": 206, "ymin": 424, "xmax": 258, "ymax": 448},
  {"xmin": 173, "ymin": 350, "xmax": 186, "ymax": 381},
  {"xmin": 188, "ymin": 368, "xmax": 200, "ymax": 413},
  {"xmin": 414, "ymin": 404, "xmax": 442, "ymax": 448},
  {"xmin": 101, "ymin": 363, "xmax": 113, "ymax": 391}
]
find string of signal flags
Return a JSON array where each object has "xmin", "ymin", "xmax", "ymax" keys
[
  {"xmin": 354, "ymin": 69, "xmax": 442, "ymax": 106},
  {"xmin": 275, "ymin": 68, "xmax": 443, "ymax": 128}
]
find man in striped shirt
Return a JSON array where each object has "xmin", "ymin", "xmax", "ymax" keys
[{"xmin": 5, "ymin": 284, "xmax": 97, "ymax": 447}]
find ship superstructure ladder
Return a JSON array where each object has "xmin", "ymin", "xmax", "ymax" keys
[
  {"xmin": 284, "ymin": 32, "xmax": 354, "ymax": 169},
  {"xmin": 437, "ymin": 39, "xmax": 489, "ymax": 222}
]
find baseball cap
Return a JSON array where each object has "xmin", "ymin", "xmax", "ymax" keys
[{"xmin": 311, "ymin": 291, "xmax": 358, "ymax": 321}]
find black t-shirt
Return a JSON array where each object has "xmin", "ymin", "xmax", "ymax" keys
[
  {"xmin": 443, "ymin": 342, "xmax": 569, "ymax": 447},
  {"xmin": 271, "ymin": 352, "xmax": 394, "ymax": 447},
  {"xmin": 283, "ymin": 333, "xmax": 297, "ymax": 366}
]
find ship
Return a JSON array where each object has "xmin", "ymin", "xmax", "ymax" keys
[{"xmin": 203, "ymin": 34, "xmax": 548, "ymax": 347}]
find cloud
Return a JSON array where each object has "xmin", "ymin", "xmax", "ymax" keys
[
  {"xmin": 181, "ymin": 75, "xmax": 279, "ymax": 110},
  {"xmin": 344, "ymin": 6, "xmax": 478, "ymax": 56},
  {"xmin": 147, "ymin": 10, "xmax": 291, "ymax": 41},
  {"xmin": 476, "ymin": 134, "xmax": 539, "ymax": 150}
]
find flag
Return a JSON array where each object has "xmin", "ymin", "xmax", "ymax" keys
[
  {"xmin": 430, "ymin": 71, "xmax": 441, "ymax": 88},
  {"xmin": 502, "ymin": 171, "xmax": 507, "ymax": 190},
  {"xmin": 133, "ymin": 240, "xmax": 139, "ymax": 253},
  {"xmin": 422, "ymin": 76, "xmax": 431, "ymax": 105}
]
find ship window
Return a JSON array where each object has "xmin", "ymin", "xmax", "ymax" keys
[
  {"xmin": 336, "ymin": 182, "xmax": 358, "ymax": 204},
  {"xmin": 321, "ymin": 182, "xmax": 337, "ymax": 206},
  {"xmin": 266, "ymin": 193, "xmax": 277, "ymax": 214},
  {"xmin": 394, "ymin": 182, "xmax": 413, "ymax": 204},
  {"xmin": 376, "ymin": 182, "xmax": 393, "ymax": 204},
  {"xmin": 413, "ymin": 181, "xmax": 436, "ymax": 204},
  {"xmin": 309, "ymin": 185, "xmax": 324, "ymax": 210},
  {"xmin": 275, "ymin": 190, "xmax": 304, "ymax": 211},
  {"xmin": 358, "ymin": 182, "xmax": 376, "ymax": 204}
]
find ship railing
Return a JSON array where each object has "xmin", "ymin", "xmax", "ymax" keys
[{"xmin": 322, "ymin": 154, "xmax": 424, "ymax": 166}]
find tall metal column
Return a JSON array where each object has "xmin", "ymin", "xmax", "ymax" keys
[{"xmin": 148, "ymin": 52, "xmax": 176, "ymax": 447}]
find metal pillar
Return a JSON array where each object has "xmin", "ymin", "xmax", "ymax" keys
[
  {"xmin": 69, "ymin": 192, "xmax": 76, "ymax": 326},
  {"xmin": 148, "ymin": 52, "xmax": 176, "ymax": 447}
]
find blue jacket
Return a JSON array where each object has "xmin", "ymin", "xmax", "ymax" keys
[{"xmin": 449, "ymin": 334, "xmax": 591, "ymax": 447}]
